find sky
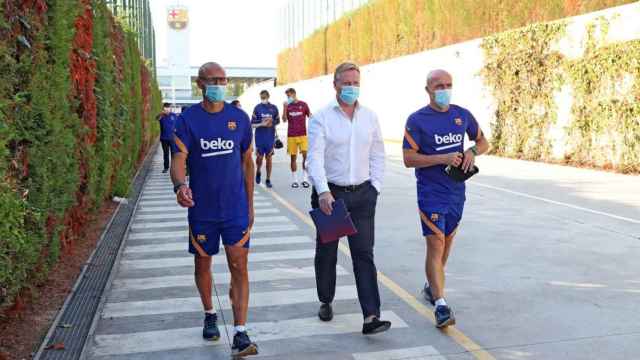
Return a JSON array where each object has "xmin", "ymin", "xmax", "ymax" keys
[{"xmin": 150, "ymin": 0, "xmax": 288, "ymax": 69}]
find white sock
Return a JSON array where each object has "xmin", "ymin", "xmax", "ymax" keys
[
  {"xmin": 425, "ymin": 280, "xmax": 429, "ymax": 287},
  {"xmin": 291, "ymin": 171, "xmax": 298, "ymax": 183},
  {"xmin": 435, "ymin": 298, "xmax": 447, "ymax": 307},
  {"xmin": 205, "ymin": 308, "xmax": 216, "ymax": 315},
  {"xmin": 303, "ymin": 170, "xmax": 309, "ymax": 181},
  {"xmin": 234, "ymin": 325, "xmax": 246, "ymax": 334}
]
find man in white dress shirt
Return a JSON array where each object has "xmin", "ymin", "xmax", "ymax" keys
[{"xmin": 307, "ymin": 62, "xmax": 391, "ymax": 335}]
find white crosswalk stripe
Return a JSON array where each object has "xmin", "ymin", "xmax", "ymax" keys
[
  {"xmin": 140, "ymin": 194, "xmax": 268, "ymax": 201},
  {"xmin": 124, "ymin": 235, "xmax": 312, "ymax": 253},
  {"xmin": 119, "ymin": 249, "xmax": 315, "ymax": 270},
  {"xmin": 139, "ymin": 200, "xmax": 272, "ymax": 207},
  {"xmin": 127, "ymin": 224, "xmax": 298, "ymax": 240},
  {"xmin": 352, "ymin": 346, "xmax": 446, "ymax": 360},
  {"xmin": 137, "ymin": 201, "xmax": 272, "ymax": 210},
  {"xmin": 92, "ymin": 311, "xmax": 408, "ymax": 356},
  {"xmin": 135, "ymin": 206, "xmax": 187, "ymax": 213},
  {"xmin": 134, "ymin": 207, "xmax": 279, "ymax": 220},
  {"xmin": 111, "ymin": 265, "xmax": 347, "ymax": 291},
  {"xmin": 130, "ymin": 216, "xmax": 290, "ymax": 230},
  {"xmin": 104, "ymin": 286, "xmax": 357, "ymax": 318}
]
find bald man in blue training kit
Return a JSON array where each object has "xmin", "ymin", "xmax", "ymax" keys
[
  {"xmin": 171, "ymin": 62, "xmax": 258, "ymax": 357},
  {"xmin": 403, "ymin": 69, "xmax": 490, "ymax": 328}
]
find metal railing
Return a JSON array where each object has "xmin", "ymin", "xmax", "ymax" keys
[
  {"xmin": 280, "ymin": 0, "xmax": 370, "ymax": 49},
  {"xmin": 105, "ymin": 0, "xmax": 156, "ymax": 71}
]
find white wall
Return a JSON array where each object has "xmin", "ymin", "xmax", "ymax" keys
[{"xmin": 239, "ymin": 2, "xmax": 640, "ymax": 158}]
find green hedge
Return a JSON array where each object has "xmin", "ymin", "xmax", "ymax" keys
[
  {"xmin": 481, "ymin": 17, "xmax": 640, "ymax": 173},
  {"xmin": 277, "ymin": 0, "xmax": 634, "ymax": 83},
  {"xmin": 0, "ymin": 0, "xmax": 161, "ymax": 312}
]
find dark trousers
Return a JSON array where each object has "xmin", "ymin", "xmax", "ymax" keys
[
  {"xmin": 311, "ymin": 181, "xmax": 381, "ymax": 318},
  {"xmin": 161, "ymin": 140, "xmax": 172, "ymax": 170}
]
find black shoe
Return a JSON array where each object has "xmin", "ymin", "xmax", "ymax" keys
[
  {"xmin": 162, "ymin": 169, "xmax": 168, "ymax": 173},
  {"xmin": 362, "ymin": 317, "xmax": 391, "ymax": 335},
  {"xmin": 255, "ymin": 172, "xmax": 261, "ymax": 184},
  {"xmin": 423, "ymin": 284, "xmax": 435, "ymax": 306},
  {"xmin": 291, "ymin": 182, "xmax": 299, "ymax": 188},
  {"xmin": 435, "ymin": 305, "xmax": 456, "ymax": 328},
  {"xmin": 301, "ymin": 180, "xmax": 310, "ymax": 188},
  {"xmin": 318, "ymin": 303, "xmax": 333, "ymax": 322},
  {"xmin": 232, "ymin": 331, "xmax": 258, "ymax": 357},
  {"xmin": 202, "ymin": 313, "xmax": 220, "ymax": 340},
  {"xmin": 265, "ymin": 179, "xmax": 273, "ymax": 188}
]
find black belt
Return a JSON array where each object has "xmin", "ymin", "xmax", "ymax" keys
[{"xmin": 328, "ymin": 181, "xmax": 370, "ymax": 192}]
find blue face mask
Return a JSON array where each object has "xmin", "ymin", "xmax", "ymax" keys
[
  {"xmin": 434, "ymin": 89, "xmax": 452, "ymax": 108},
  {"xmin": 204, "ymin": 85, "xmax": 226, "ymax": 102},
  {"xmin": 339, "ymin": 86, "xmax": 359, "ymax": 105},
  {"xmin": 287, "ymin": 96, "xmax": 294, "ymax": 104}
]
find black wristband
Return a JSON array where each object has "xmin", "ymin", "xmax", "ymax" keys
[{"xmin": 173, "ymin": 182, "xmax": 186, "ymax": 194}]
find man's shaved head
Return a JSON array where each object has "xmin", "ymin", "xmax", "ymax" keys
[
  {"xmin": 198, "ymin": 62, "xmax": 224, "ymax": 78},
  {"xmin": 426, "ymin": 69, "xmax": 452, "ymax": 88}
]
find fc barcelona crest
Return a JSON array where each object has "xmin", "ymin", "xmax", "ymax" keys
[
  {"xmin": 196, "ymin": 234, "xmax": 207, "ymax": 242},
  {"xmin": 167, "ymin": 7, "xmax": 188, "ymax": 30},
  {"xmin": 228, "ymin": 121, "xmax": 237, "ymax": 131},
  {"xmin": 430, "ymin": 213, "xmax": 439, "ymax": 222},
  {"xmin": 454, "ymin": 118, "xmax": 463, "ymax": 126}
]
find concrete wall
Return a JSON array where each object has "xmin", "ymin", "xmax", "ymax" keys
[{"xmin": 239, "ymin": 2, "xmax": 639, "ymax": 157}]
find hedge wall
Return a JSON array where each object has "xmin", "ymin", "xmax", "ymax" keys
[
  {"xmin": 481, "ymin": 16, "xmax": 640, "ymax": 173},
  {"xmin": 0, "ymin": 0, "xmax": 161, "ymax": 312},
  {"xmin": 277, "ymin": 0, "xmax": 634, "ymax": 84}
]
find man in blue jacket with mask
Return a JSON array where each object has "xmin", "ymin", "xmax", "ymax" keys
[
  {"xmin": 158, "ymin": 102, "xmax": 176, "ymax": 173},
  {"xmin": 251, "ymin": 90, "xmax": 280, "ymax": 188}
]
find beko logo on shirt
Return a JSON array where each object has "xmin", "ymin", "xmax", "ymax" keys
[
  {"xmin": 200, "ymin": 138, "xmax": 234, "ymax": 157},
  {"xmin": 289, "ymin": 111, "xmax": 303, "ymax": 116},
  {"xmin": 434, "ymin": 133, "xmax": 463, "ymax": 151},
  {"xmin": 435, "ymin": 133, "xmax": 463, "ymax": 144}
]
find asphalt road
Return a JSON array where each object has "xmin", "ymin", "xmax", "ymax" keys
[{"xmin": 84, "ymin": 142, "xmax": 639, "ymax": 359}]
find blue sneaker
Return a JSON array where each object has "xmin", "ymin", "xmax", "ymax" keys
[
  {"xmin": 255, "ymin": 172, "xmax": 261, "ymax": 184},
  {"xmin": 202, "ymin": 313, "xmax": 220, "ymax": 340},
  {"xmin": 232, "ymin": 331, "xmax": 258, "ymax": 357},
  {"xmin": 434, "ymin": 305, "xmax": 455, "ymax": 328},
  {"xmin": 423, "ymin": 284, "xmax": 435, "ymax": 306},
  {"xmin": 265, "ymin": 179, "xmax": 273, "ymax": 188}
]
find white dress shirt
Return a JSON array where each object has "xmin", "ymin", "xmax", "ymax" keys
[{"xmin": 307, "ymin": 99, "xmax": 385, "ymax": 194}]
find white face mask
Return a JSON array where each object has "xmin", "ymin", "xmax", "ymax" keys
[{"xmin": 261, "ymin": 98, "xmax": 268, "ymax": 104}]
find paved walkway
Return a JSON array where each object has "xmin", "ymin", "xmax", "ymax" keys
[
  {"xmin": 83, "ymin": 141, "xmax": 640, "ymax": 359},
  {"xmin": 84, "ymin": 149, "xmax": 466, "ymax": 359}
]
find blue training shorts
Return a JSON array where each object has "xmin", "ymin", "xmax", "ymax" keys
[
  {"xmin": 255, "ymin": 141, "xmax": 275, "ymax": 156},
  {"xmin": 188, "ymin": 218, "xmax": 250, "ymax": 256},
  {"xmin": 418, "ymin": 201, "xmax": 464, "ymax": 238}
]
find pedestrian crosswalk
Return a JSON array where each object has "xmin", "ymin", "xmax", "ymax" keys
[{"xmin": 85, "ymin": 153, "xmax": 448, "ymax": 359}]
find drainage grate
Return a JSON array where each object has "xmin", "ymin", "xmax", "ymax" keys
[{"xmin": 35, "ymin": 144, "xmax": 158, "ymax": 360}]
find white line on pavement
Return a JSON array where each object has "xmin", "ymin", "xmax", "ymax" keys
[
  {"xmin": 103, "ymin": 285, "xmax": 357, "ymax": 318},
  {"xmin": 119, "ymin": 249, "xmax": 314, "ymax": 270},
  {"xmin": 127, "ymin": 224, "xmax": 298, "ymax": 240},
  {"xmin": 470, "ymin": 181, "xmax": 640, "ymax": 224},
  {"xmin": 92, "ymin": 311, "xmax": 407, "ymax": 356},
  {"xmin": 112, "ymin": 265, "xmax": 346, "ymax": 291},
  {"xmin": 352, "ymin": 346, "xmax": 445, "ymax": 360},
  {"xmin": 134, "ymin": 207, "xmax": 279, "ymax": 220},
  {"xmin": 124, "ymin": 235, "xmax": 311, "ymax": 253}
]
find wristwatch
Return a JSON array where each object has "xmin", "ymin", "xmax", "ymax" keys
[
  {"xmin": 173, "ymin": 182, "xmax": 186, "ymax": 194},
  {"xmin": 470, "ymin": 145, "xmax": 478, "ymax": 156}
]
